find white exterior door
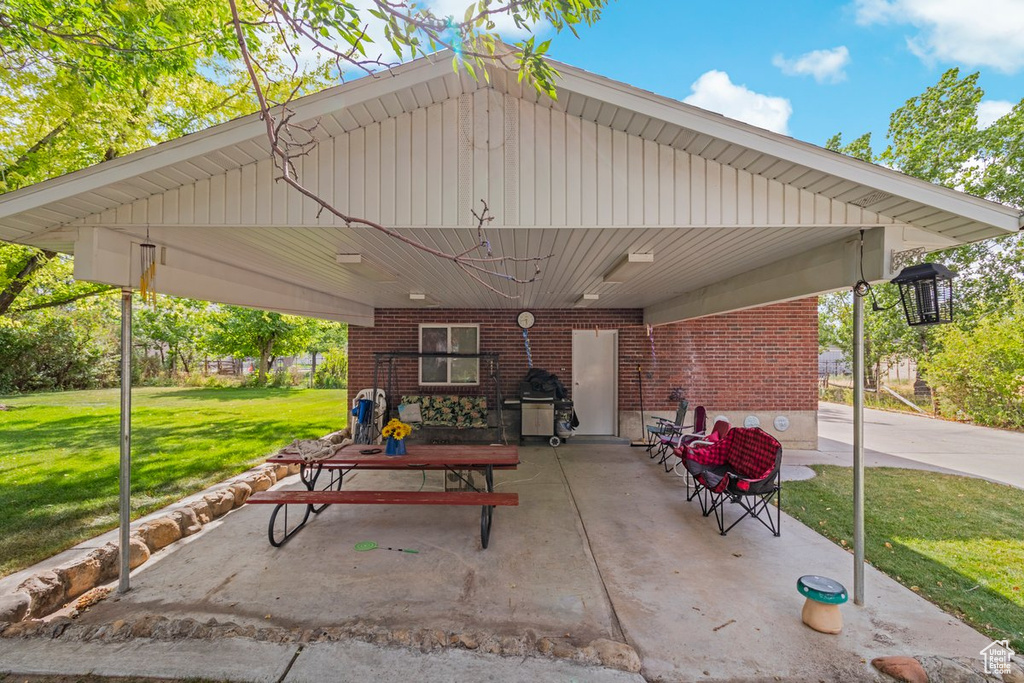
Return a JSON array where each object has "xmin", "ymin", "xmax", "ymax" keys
[{"xmin": 571, "ymin": 330, "xmax": 618, "ymax": 435}]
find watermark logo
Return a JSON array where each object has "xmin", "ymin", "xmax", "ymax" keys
[{"xmin": 980, "ymin": 639, "xmax": 1015, "ymax": 675}]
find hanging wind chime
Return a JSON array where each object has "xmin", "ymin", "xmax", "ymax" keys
[{"xmin": 139, "ymin": 231, "xmax": 158, "ymax": 306}]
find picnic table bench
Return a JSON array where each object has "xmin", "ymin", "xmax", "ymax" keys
[{"xmin": 247, "ymin": 444, "xmax": 520, "ymax": 549}]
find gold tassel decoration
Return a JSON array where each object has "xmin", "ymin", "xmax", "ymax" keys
[{"xmin": 139, "ymin": 240, "xmax": 157, "ymax": 307}]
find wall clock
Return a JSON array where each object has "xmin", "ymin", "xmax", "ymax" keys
[{"xmin": 517, "ymin": 311, "xmax": 535, "ymax": 329}]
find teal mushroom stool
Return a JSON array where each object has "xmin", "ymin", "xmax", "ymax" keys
[{"xmin": 798, "ymin": 575, "xmax": 848, "ymax": 634}]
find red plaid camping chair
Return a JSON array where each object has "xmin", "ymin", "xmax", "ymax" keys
[
  {"xmin": 681, "ymin": 427, "xmax": 782, "ymax": 536},
  {"xmin": 673, "ymin": 417, "xmax": 729, "ymax": 483}
]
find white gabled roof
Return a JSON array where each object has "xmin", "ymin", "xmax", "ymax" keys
[{"xmin": 0, "ymin": 50, "xmax": 1019, "ymax": 322}]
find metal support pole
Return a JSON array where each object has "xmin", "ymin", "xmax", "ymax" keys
[
  {"xmin": 852, "ymin": 288, "xmax": 865, "ymax": 605},
  {"xmin": 118, "ymin": 288, "xmax": 133, "ymax": 594}
]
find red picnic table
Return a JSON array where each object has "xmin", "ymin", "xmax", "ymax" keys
[{"xmin": 248, "ymin": 443, "xmax": 520, "ymax": 549}]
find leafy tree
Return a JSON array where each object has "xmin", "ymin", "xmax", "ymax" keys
[
  {"xmin": 0, "ymin": 244, "xmax": 114, "ymax": 317},
  {"xmin": 818, "ymin": 287, "xmax": 922, "ymax": 386},
  {"xmin": 823, "ymin": 68, "xmax": 1024, "ymax": 324},
  {"xmin": 205, "ymin": 306, "xmax": 313, "ymax": 384},
  {"xmin": 314, "ymin": 348, "xmax": 349, "ymax": 389},
  {"xmin": 878, "ymin": 70, "xmax": 1024, "ymax": 323},
  {"xmin": 880, "ymin": 69, "xmax": 984, "ymax": 188},
  {"xmin": 0, "ymin": 0, "xmax": 329, "ymax": 315},
  {"xmin": 0, "ymin": 288, "xmax": 120, "ymax": 393},
  {"xmin": 0, "ymin": 0, "xmax": 262, "ymax": 193},
  {"xmin": 822, "ymin": 68, "xmax": 1024, "ymax": 421},
  {"xmin": 824, "ymin": 132, "xmax": 874, "ymax": 163},
  {"xmin": 922, "ymin": 290, "xmax": 1024, "ymax": 428},
  {"xmin": 303, "ymin": 319, "xmax": 348, "ymax": 387},
  {"xmin": 134, "ymin": 296, "xmax": 211, "ymax": 376}
]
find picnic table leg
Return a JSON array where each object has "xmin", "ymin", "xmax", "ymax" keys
[
  {"xmin": 480, "ymin": 504, "xmax": 493, "ymax": 549},
  {"xmin": 268, "ymin": 500, "xmax": 313, "ymax": 547},
  {"xmin": 301, "ymin": 463, "xmax": 344, "ymax": 514},
  {"xmin": 481, "ymin": 465, "xmax": 495, "ymax": 549},
  {"xmin": 266, "ymin": 463, "xmax": 342, "ymax": 546}
]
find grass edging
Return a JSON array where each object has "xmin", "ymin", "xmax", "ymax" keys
[{"xmin": 783, "ymin": 465, "xmax": 1024, "ymax": 651}]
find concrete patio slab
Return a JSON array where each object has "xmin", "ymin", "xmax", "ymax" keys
[
  {"xmin": 1, "ymin": 440, "xmax": 992, "ymax": 682},
  {"xmin": 0, "ymin": 634, "xmax": 645, "ymax": 683},
  {"xmin": 286, "ymin": 639, "xmax": 644, "ymax": 683},
  {"xmin": 73, "ymin": 451, "xmax": 619, "ymax": 642},
  {"xmin": 0, "ymin": 637, "xmax": 295, "ymax": 681},
  {"xmin": 560, "ymin": 444, "xmax": 989, "ymax": 682}
]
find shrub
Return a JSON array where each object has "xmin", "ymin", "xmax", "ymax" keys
[
  {"xmin": 922, "ymin": 306, "xmax": 1024, "ymax": 429},
  {"xmin": 182, "ymin": 373, "xmax": 240, "ymax": 388},
  {"xmin": 0, "ymin": 314, "xmax": 117, "ymax": 393},
  {"xmin": 314, "ymin": 349, "xmax": 348, "ymax": 389},
  {"xmin": 269, "ymin": 366, "xmax": 293, "ymax": 388},
  {"xmin": 242, "ymin": 371, "xmax": 265, "ymax": 388}
]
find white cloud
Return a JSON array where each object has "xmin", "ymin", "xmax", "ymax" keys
[
  {"xmin": 853, "ymin": 0, "xmax": 1024, "ymax": 73},
  {"xmin": 773, "ymin": 46, "xmax": 850, "ymax": 84},
  {"xmin": 683, "ymin": 71, "xmax": 792, "ymax": 134},
  {"xmin": 977, "ymin": 99, "xmax": 1014, "ymax": 128},
  {"xmin": 853, "ymin": 0, "xmax": 895, "ymax": 24},
  {"xmin": 425, "ymin": 0, "xmax": 542, "ymax": 38}
]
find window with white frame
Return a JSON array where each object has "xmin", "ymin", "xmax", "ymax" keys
[{"xmin": 419, "ymin": 324, "xmax": 480, "ymax": 385}]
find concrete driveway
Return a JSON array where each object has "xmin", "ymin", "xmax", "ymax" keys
[
  {"xmin": 816, "ymin": 402, "xmax": 1024, "ymax": 489},
  {"xmin": 0, "ymin": 439, "xmax": 991, "ymax": 682}
]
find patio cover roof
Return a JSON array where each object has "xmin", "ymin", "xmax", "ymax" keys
[{"xmin": 0, "ymin": 51, "xmax": 1020, "ymax": 325}]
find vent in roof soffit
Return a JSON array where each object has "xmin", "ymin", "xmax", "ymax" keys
[{"xmin": 850, "ymin": 190, "xmax": 893, "ymax": 208}]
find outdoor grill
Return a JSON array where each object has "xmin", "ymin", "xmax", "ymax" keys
[{"xmin": 519, "ymin": 382, "xmax": 573, "ymax": 447}]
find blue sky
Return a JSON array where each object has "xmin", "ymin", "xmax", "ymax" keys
[{"xmin": 535, "ymin": 0, "xmax": 1024, "ymax": 149}]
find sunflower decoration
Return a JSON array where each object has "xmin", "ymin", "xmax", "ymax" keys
[{"xmin": 381, "ymin": 418, "xmax": 412, "ymax": 441}]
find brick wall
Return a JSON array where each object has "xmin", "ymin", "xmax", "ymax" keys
[{"xmin": 348, "ymin": 298, "xmax": 818, "ymax": 413}]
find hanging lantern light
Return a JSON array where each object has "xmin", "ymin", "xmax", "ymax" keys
[{"xmin": 890, "ymin": 263, "xmax": 956, "ymax": 326}]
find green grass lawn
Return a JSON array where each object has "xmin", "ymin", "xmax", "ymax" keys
[
  {"xmin": 0, "ymin": 387, "xmax": 347, "ymax": 577},
  {"xmin": 783, "ymin": 466, "xmax": 1024, "ymax": 651}
]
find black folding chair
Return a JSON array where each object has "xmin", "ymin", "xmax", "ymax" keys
[
  {"xmin": 656, "ymin": 406, "xmax": 707, "ymax": 471},
  {"xmin": 645, "ymin": 399, "xmax": 688, "ymax": 457}
]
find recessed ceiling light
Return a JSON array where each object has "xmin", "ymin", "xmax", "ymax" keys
[
  {"xmin": 335, "ymin": 253, "xmax": 397, "ymax": 282},
  {"xmin": 603, "ymin": 252, "xmax": 654, "ymax": 283}
]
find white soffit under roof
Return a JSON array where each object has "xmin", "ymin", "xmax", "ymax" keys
[{"xmin": 0, "ymin": 49, "xmax": 1019, "ymax": 320}]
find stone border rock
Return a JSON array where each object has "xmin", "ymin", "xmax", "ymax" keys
[
  {"xmin": 0, "ymin": 429, "xmax": 352, "ymax": 626},
  {"xmin": 872, "ymin": 654, "xmax": 1024, "ymax": 683},
  {"xmin": 0, "ymin": 614, "xmax": 641, "ymax": 673}
]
